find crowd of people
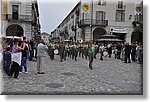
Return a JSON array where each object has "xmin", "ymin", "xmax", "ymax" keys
[
  {"xmin": 47, "ymin": 41, "xmax": 143, "ymax": 69},
  {"xmin": 2, "ymin": 36, "xmax": 143, "ymax": 78},
  {"xmin": 2, "ymin": 37, "xmax": 48, "ymax": 78}
]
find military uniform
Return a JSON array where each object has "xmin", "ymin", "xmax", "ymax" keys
[
  {"xmin": 93, "ymin": 44, "xmax": 98, "ymax": 59},
  {"xmin": 84, "ymin": 44, "xmax": 88, "ymax": 59},
  {"xmin": 78, "ymin": 44, "xmax": 83, "ymax": 57},
  {"xmin": 88, "ymin": 46, "xmax": 94, "ymax": 70},
  {"xmin": 47, "ymin": 43, "xmax": 55, "ymax": 60},
  {"xmin": 73, "ymin": 44, "xmax": 78, "ymax": 61},
  {"xmin": 58, "ymin": 43, "xmax": 65, "ymax": 62},
  {"xmin": 51, "ymin": 43, "xmax": 55, "ymax": 60},
  {"xmin": 64, "ymin": 45, "xmax": 69, "ymax": 60}
]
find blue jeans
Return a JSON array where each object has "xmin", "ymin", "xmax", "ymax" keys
[
  {"xmin": 29, "ymin": 50, "xmax": 34, "ymax": 61},
  {"xmin": 8, "ymin": 61, "xmax": 20, "ymax": 78},
  {"xmin": 4, "ymin": 61, "xmax": 11, "ymax": 75},
  {"xmin": 20, "ymin": 57, "xmax": 27, "ymax": 72}
]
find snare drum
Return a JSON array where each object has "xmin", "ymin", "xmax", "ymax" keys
[{"xmin": 54, "ymin": 49, "xmax": 59, "ymax": 55}]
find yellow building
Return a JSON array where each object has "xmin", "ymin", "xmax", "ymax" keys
[
  {"xmin": 0, "ymin": 0, "xmax": 40, "ymax": 40},
  {"xmin": 1, "ymin": 0, "xmax": 8, "ymax": 36}
]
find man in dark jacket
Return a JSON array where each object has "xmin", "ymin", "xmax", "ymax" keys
[
  {"xmin": 116, "ymin": 43, "xmax": 122, "ymax": 59},
  {"xmin": 124, "ymin": 43, "xmax": 132, "ymax": 63}
]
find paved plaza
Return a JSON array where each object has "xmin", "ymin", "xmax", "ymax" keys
[{"xmin": 2, "ymin": 54, "xmax": 143, "ymax": 95}]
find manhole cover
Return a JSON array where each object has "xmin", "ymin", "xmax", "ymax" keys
[
  {"xmin": 45, "ymin": 83, "xmax": 64, "ymax": 88},
  {"xmin": 61, "ymin": 72, "xmax": 75, "ymax": 76}
]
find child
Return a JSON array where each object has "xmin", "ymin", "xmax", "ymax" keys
[{"xmin": 4, "ymin": 47, "xmax": 12, "ymax": 75}]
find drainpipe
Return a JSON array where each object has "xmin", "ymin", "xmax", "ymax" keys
[{"xmin": 91, "ymin": 0, "xmax": 93, "ymax": 41}]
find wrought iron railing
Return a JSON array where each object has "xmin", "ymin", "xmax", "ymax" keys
[
  {"xmin": 116, "ymin": 5, "xmax": 126, "ymax": 11},
  {"xmin": 5, "ymin": 14, "xmax": 32, "ymax": 22},
  {"xmin": 79, "ymin": 19, "xmax": 108, "ymax": 27}
]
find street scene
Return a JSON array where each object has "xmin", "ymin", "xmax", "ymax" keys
[
  {"xmin": 2, "ymin": 54, "xmax": 142, "ymax": 95},
  {"xmin": 0, "ymin": 0, "xmax": 143, "ymax": 95}
]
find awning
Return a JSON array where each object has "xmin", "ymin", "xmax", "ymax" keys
[
  {"xmin": 4, "ymin": 36, "xmax": 22, "ymax": 39},
  {"xmin": 95, "ymin": 34, "xmax": 123, "ymax": 42},
  {"xmin": 95, "ymin": 39, "xmax": 123, "ymax": 42},
  {"xmin": 111, "ymin": 28, "xmax": 128, "ymax": 33}
]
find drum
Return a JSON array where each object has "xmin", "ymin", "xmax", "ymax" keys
[
  {"xmin": 103, "ymin": 51, "xmax": 108, "ymax": 57},
  {"xmin": 54, "ymin": 49, "xmax": 59, "ymax": 55}
]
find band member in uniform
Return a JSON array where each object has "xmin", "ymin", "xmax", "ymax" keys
[
  {"xmin": 84, "ymin": 42, "xmax": 89, "ymax": 59},
  {"xmin": 78, "ymin": 43, "xmax": 83, "ymax": 57},
  {"xmin": 48, "ymin": 43, "xmax": 52, "ymax": 60},
  {"xmin": 73, "ymin": 43, "xmax": 78, "ymax": 61},
  {"xmin": 82, "ymin": 42, "xmax": 85, "ymax": 58},
  {"xmin": 58, "ymin": 42, "xmax": 65, "ymax": 62},
  {"xmin": 69, "ymin": 42, "xmax": 73, "ymax": 58},
  {"xmin": 93, "ymin": 42, "xmax": 98, "ymax": 59},
  {"xmin": 99, "ymin": 43, "xmax": 105, "ymax": 60},
  {"xmin": 88, "ymin": 41, "xmax": 94, "ymax": 70},
  {"xmin": 64, "ymin": 43, "xmax": 69, "ymax": 60},
  {"xmin": 51, "ymin": 42, "xmax": 55, "ymax": 60}
]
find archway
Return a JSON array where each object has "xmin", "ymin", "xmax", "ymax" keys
[
  {"xmin": 93, "ymin": 27, "xmax": 107, "ymax": 41},
  {"xmin": 131, "ymin": 30, "xmax": 143, "ymax": 43},
  {"xmin": 6, "ymin": 24, "xmax": 24, "ymax": 37}
]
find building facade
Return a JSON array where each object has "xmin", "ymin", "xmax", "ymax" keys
[
  {"xmin": 0, "ymin": 0, "xmax": 40, "ymax": 40},
  {"xmin": 131, "ymin": 1, "xmax": 143, "ymax": 43},
  {"xmin": 41, "ymin": 32, "xmax": 50, "ymax": 44},
  {"xmin": 51, "ymin": 0, "xmax": 136, "ymax": 44}
]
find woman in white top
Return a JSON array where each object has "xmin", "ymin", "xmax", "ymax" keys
[{"xmin": 8, "ymin": 40, "xmax": 25, "ymax": 78}]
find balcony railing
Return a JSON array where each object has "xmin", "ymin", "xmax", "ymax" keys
[
  {"xmin": 6, "ymin": 14, "xmax": 32, "ymax": 22},
  {"xmin": 116, "ymin": 5, "xmax": 126, "ymax": 11},
  {"xmin": 79, "ymin": 19, "xmax": 108, "ymax": 27},
  {"xmin": 134, "ymin": 14, "xmax": 143, "ymax": 23}
]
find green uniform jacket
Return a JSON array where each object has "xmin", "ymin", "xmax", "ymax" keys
[{"xmin": 89, "ymin": 47, "xmax": 94, "ymax": 58}]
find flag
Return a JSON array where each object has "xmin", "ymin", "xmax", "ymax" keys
[
  {"xmin": 136, "ymin": 4, "xmax": 141, "ymax": 13},
  {"xmin": 81, "ymin": 0, "xmax": 92, "ymax": 20}
]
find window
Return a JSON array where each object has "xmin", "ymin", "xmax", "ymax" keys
[
  {"xmin": 96, "ymin": 11, "xmax": 105, "ymax": 21},
  {"xmin": 12, "ymin": 5, "xmax": 19, "ymax": 20},
  {"xmin": 116, "ymin": 11, "xmax": 125, "ymax": 22},
  {"xmin": 71, "ymin": 15, "xmax": 74, "ymax": 19},
  {"xmin": 98, "ymin": 0, "xmax": 106, "ymax": 6},
  {"xmin": 118, "ymin": 1, "xmax": 123, "ymax": 9}
]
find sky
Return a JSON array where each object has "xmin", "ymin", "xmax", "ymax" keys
[
  {"xmin": 38, "ymin": 0, "xmax": 142, "ymax": 34},
  {"xmin": 38, "ymin": 0, "xmax": 80, "ymax": 34}
]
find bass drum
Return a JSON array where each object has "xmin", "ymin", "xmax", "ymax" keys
[
  {"xmin": 103, "ymin": 51, "xmax": 108, "ymax": 57},
  {"xmin": 54, "ymin": 49, "xmax": 59, "ymax": 55}
]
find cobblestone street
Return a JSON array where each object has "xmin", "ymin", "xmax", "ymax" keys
[{"xmin": 2, "ymin": 54, "xmax": 143, "ymax": 95}]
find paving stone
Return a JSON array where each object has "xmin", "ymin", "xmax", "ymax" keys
[{"xmin": 1, "ymin": 53, "xmax": 143, "ymax": 95}]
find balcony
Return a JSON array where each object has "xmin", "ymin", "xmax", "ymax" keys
[
  {"xmin": 134, "ymin": 14, "xmax": 143, "ymax": 23},
  {"xmin": 79, "ymin": 19, "xmax": 108, "ymax": 27},
  {"xmin": 116, "ymin": 5, "xmax": 126, "ymax": 11},
  {"xmin": 6, "ymin": 14, "xmax": 32, "ymax": 22}
]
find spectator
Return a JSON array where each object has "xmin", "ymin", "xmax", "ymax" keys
[
  {"xmin": 20, "ymin": 37, "xmax": 28, "ymax": 73},
  {"xmin": 37, "ymin": 40, "xmax": 48, "ymax": 74},
  {"xmin": 8, "ymin": 40, "xmax": 25, "ymax": 78},
  {"xmin": 124, "ymin": 43, "xmax": 132, "ymax": 63},
  {"xmin": 3, "ymin": 47, "xmax": 12, "ymax": 75}
]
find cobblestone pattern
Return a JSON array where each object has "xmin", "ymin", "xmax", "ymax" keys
[{"xmin": 2, "ymin": 53, "xmax": 142, "ymax": 95}]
